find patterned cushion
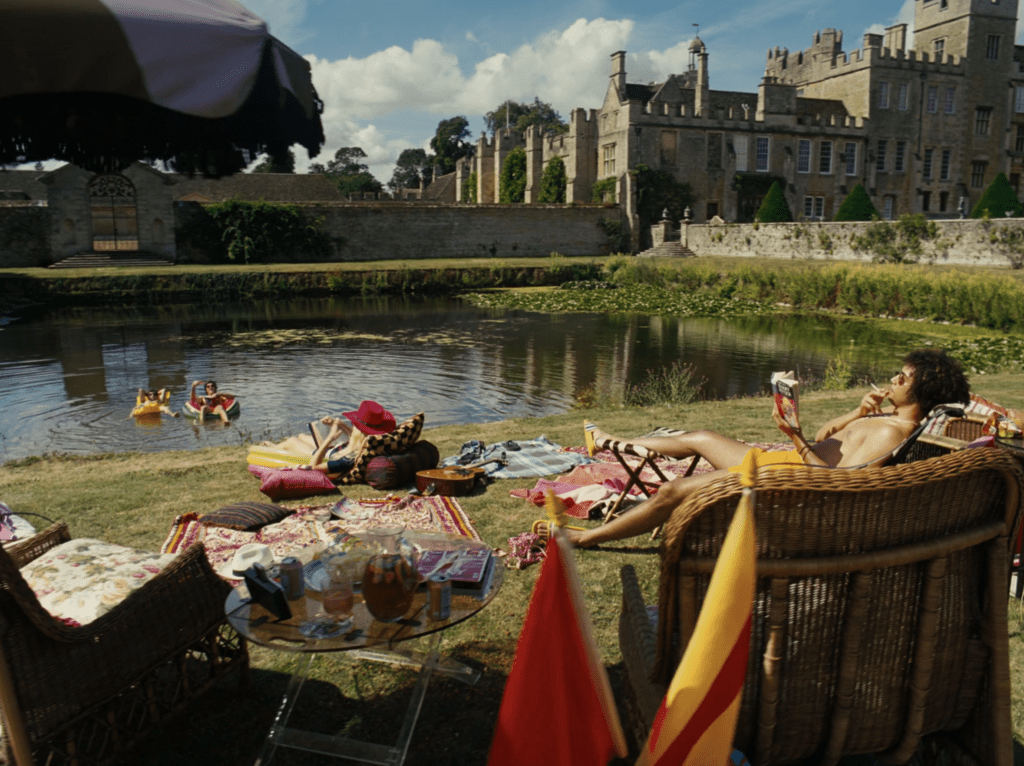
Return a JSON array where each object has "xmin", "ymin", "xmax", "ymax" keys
[
  {"xmin": 22, "ymin": 539, "xmax": 177, "ymax": 625},
  {"xmin": 338, "ymin": 413, "xmax": 425, "ymax": 486},
  {"xmin": 200, "ymin": 501, "xmax": 293, "ymax": 530},
  {"xmin": 247, "ymin": 465, "xmax": 339, "ymax": 501}
]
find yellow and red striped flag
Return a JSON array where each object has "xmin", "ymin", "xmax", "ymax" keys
[{"xmin": 637, "ymin": 448, "xmax": 760, "ymax": 766}]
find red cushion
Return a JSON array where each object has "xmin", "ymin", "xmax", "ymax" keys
[{"xmin": 247, "ymin": 465, "xmax": 338, "ymax": 501}]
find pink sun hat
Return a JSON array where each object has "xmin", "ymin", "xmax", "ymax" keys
[{"xmin": 343, "ymin": 400, "xmax": 397, "ymax": 435}]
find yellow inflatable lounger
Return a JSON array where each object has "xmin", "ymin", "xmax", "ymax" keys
[
  {"xmin": 132, "ymin": 390, "xmax": 170, "ymax": 417},
  {"xmin": 247, "ymin": 421, "xmax": 325, "ymax": 469},
  {"xmin": 246, "ymin": 444, "xmax": 313, "ymax": 469}
]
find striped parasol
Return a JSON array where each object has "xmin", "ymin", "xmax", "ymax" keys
[{"xmin": 0, "ymin": 0, "xmax": 325, "ymax": 176}]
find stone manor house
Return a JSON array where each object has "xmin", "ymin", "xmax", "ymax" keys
[{"xmin": 455, "ymin": 0, "xmax": 1024, "ymax": 231}]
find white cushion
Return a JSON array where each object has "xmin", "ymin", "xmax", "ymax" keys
[{"xmin": 21, "ymin": 539, "xmax": 176, "ymax": 626}]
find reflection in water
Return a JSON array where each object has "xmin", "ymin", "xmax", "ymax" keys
[{"xmin": 0, "ymin": 297, "xmax": 917, "ymax": 461}]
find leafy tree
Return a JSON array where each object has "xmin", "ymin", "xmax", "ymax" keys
[
  {"xmin": 388, "ymin": 148, "xmax": 434, "ymax": 192},
  {"xmin": 308, "ymin": 147, "xmax": 383, "ymax": 196},
  {"xmin": 538, "ymin": 156, "xmax": 567, "ymax": 203},
  {"xmin": 484, "ymin": 98, "xmax": 568, "ymax": 136},
  {"xmin": 833, "ymin": 183, "xmax": 879, "ymax": 221},
  {"xmin": 498, "ymin": 147, "xmax": 527, "ymax": 203},
  {"xmin": 251, "ymin": 148, "xmax": 295, "ymax": 173},
  {"xmin": 633, "ymin": 164, "xmax": 695, "ymax": 231},
  {"xmin": 430, "ymin": 117, "xmax": 472, "ymax": 175},
  {"xmin": 202, "ymin": 200, "xmax": 331, "ymax": 264},
  {"xmin": 971, "ymin": 171, "xmax": 1024, "ymax": 218},
  {"xmin": 754, "ymin": 180, "xmax": 793, "ymax": 222}
]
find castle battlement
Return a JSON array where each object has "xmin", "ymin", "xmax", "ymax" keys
[
  {"xmin": 767, "ymin": 39, "xmax": 966, "ymax": 84},
  {"xmin": 629, "ymin": 108, "xmax": 868, "ymax": 134}
]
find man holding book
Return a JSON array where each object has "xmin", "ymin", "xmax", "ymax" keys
[{"xmin": 570, "ymin": 348, "xmax": 969, "ymax": 549}]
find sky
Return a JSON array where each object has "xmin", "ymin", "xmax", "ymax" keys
[
  {"xmin": 21, "ymin": 0, "xmax": 1024, "ymax": 183},
  {"xmin": 248, "ymin": 0, "xmax": 947, "ymax": 184}
]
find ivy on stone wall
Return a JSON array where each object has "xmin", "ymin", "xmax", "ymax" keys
[
  {"xmin": 591, "ymin": 178, "xmax": 617, "ymax": 204},
  {"xmin": 632, "ymin": 164, "xmax": 694, "ymax": 231},
  {"xmin": 179, "ymin": 200, "xmax": 332, "ymax": 264},
  {"xmin": 463, "ymin": 172, "xmax": 478, "ymax": 203},
  {"xmin": 537, "ymin": 157, "xmax": 567, "ymax": 203},
  {"xmin": 498, "ymin": 148, "xmax": 527, "ymax": 203}
]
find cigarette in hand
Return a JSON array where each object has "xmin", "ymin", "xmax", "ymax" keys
[{"xmin": 870, "ymin": 383, "xmax": 881, "ymax": 392}]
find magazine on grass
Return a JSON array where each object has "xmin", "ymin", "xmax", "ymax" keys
[{"xmin": 771, "ymin": 371, "xmax": 800, "ymax": 432}]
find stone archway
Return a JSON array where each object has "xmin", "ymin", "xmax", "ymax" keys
[{"xmin": 89, "ymin": 174, "xmax": 139, "ymax": 251}]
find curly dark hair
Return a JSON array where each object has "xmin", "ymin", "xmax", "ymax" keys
[{"xmin": 903, "ymin": 348, "xmax": 970, "ymax": 414}]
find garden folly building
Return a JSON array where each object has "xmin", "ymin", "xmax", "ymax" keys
[{"xmin": 455, "ymin": 0, "xmax": 1024, "ymax": 240}]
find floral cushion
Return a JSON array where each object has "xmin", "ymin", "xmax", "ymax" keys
[{"xmin": 21, "ymin": 539, "xmax": 177, "ymax": 626}]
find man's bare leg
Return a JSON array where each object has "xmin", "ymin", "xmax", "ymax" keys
[
  {"xmin": 214, "ymin": 404, "xmax": 229, "ymax": 423},
  {"xmin": 588, "ymin": 425, "xmax": 750, "ymax": 469},
  {"xmin": 564, "ymin": 469, "xmax": 727, "ymax": 548}
]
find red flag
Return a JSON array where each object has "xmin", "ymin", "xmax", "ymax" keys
[{"xmin": 487, "ymin": 524, "xmax": 626, "ymax": 766}]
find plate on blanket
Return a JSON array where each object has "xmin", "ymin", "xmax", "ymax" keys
[{"xmin": 304, "ymin": 560, "xmax": 329, "ymax": 592}]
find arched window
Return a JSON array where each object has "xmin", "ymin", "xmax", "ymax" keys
[{"xmin": 89, "ymin": 175, "xmax": 138, "ymax": 251}]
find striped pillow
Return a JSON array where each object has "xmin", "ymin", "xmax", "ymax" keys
[{"xmin": 200, "ymin": 501, "xmax": 293, "ymax": 531}]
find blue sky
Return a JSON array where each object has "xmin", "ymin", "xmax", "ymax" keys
[{"xmin": 247, "ymin": 0, "xmax": 954, "ymax": 183}]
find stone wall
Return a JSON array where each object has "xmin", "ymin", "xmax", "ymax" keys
[
  {"xmin": 174, "ymin": 201, "xmax": 617, "ymax": 264},
  {"xmin": 687, "ymin": 218, "xmax": 1024, "ymax": 267},
  {"xmin": 0, "ymin": 204, "xmax": 50, "ymax": 267}
]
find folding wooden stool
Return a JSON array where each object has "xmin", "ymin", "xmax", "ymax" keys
[{"xmin": 595, "ymin": 436, "xmax": 699, "ymax": 526}]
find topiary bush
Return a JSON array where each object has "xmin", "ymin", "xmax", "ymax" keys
[
  {"xmin": 834, "ymin": 183, "xmax": 880, "ymax": 221},
  {"xmin": 754, "ymin": 181, "xmax": 793, "ymax": 222},
  {"xmin": 970, "ymin": 172, "xmax": 1024, "ymax": 218}
]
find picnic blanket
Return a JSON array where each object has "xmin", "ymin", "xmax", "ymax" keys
[
  {"xmin": 441, "ymin": 435, "xmax": 595, "ymax": 479},
  {"xmin": 161, "ymin": 494, "xmax": 479, "ymax": 581},
  {"xmin": 515, "ymin": 433, "xmax": 792, "ymax": 519}
]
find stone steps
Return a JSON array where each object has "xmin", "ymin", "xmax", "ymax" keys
[
  {"xmin": 48, "ymin": 253, "xmax": 175, "ymax": 269},
  {"xmin": 637, "ymin": 241, "xmax": 697, "ymax": 258}
]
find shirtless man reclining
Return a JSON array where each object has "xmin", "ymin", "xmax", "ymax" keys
[{"xmin": 569, "ymin": 348, "xmax": 970, "ymax": 548}]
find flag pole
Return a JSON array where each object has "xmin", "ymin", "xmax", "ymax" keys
[{"xmin": 546, "ymin": 491, "xmax": 628, "ymax": 758}]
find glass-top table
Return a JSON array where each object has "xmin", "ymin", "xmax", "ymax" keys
[{"xmin": 225, "ymin": 533, "xmax": 504, "ymax": 766}]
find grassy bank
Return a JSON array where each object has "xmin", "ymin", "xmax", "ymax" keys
[
  {"xmin": 4, "ymin": 257, "xmax": 1024, "ymax": 330},
  {"xmin": 3, "ymin": 374, "xmax": 1024, "ymax": 764}
]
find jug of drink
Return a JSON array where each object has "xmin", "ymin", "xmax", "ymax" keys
[{"xmin": 360, "ymin": 526, "xmax": 419, "ymax": 623}]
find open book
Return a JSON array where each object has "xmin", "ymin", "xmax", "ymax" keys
[{"xmin": 771, "ymin": 371, "xmax": 800, "ymax": 432}]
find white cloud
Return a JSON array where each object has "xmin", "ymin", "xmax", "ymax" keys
[
  {"xmin": 308, "ymin": 18, "xmax": 633, "ymax": 127},
  {"xmin": 242, "ymin": 0, "xmax": 311, "ymax": 47}
]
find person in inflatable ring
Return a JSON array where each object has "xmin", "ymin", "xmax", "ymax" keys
[
  {"xmin": 191, "ymin": 380, "xmax": 231, "ymax": 424},
  {"xmin": 132, "ymin": 388, "xmax": 179, "ymax": 418}
]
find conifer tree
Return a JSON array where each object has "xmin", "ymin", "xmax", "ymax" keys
[
  {"xmin": 754, "ymin": 181, "xmax": 792, "ymax": 222},
  {"xmin": 970, "ymin": 171, "xmax": 1024, "ymax": 218},
  {"xmin": 833, "ymin": 183, "xmax": 880, "ymax": 221}
]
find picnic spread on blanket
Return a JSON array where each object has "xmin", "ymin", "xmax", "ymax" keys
[{"xmin": 162, "ymin": 494, "xmax": 480, "ymax": 585}]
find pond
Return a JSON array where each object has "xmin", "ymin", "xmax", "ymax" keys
[{"xmin": 0, "ymin": 296, "xmax": 921, "ymax": 462}]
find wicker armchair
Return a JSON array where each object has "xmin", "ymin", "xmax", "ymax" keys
[
  {"xmin": 619, "ymin": 447, "xmax": 1024, "ymax": 766},
  {"xmin": 0, "ymin": 523, "xmax": 249, "ymax": 766}
]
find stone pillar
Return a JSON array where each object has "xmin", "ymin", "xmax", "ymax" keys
[
  {"xmin": 610, "ymin": 51, "xmax": 626, "ymax": 100},
  {"xmin": 477, "ymin": 133, "xmax": 495, "ymax": 203},
  {"xmin": 524, "ymin": 125, "xmax": 544, "ymax": 203}
]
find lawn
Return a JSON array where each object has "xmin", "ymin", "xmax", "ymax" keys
[{"xmin": 2, "ymin": 374, "xmax": 1023, "ymax": 764}]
